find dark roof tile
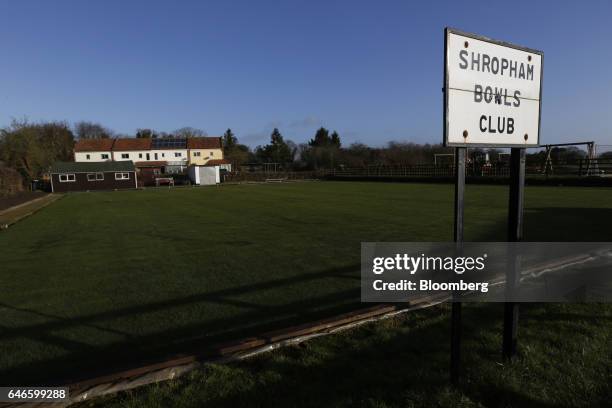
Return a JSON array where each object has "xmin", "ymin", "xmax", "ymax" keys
[
  {"xmin": 187, "ymin": 137, "xmax": 222, "ymax": 149},
  {"xmin": 113, "ymin": 138, "xmax": 152, "ymax": 151},
  {"xmin": 50, "ymin": 161, "xmax": 135, "ymax": 173},
  {"xmin": 74, "ymin": 138, "xmax": 115, "ymax": 152}
]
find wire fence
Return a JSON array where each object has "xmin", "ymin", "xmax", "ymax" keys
[
  {"xmin": 328, "ymin": 159, "xmax": 612, "ymax": 178},
  {"xmin": 226, "ymin": 158, "xmax": 612, "ymax": 182},
  {"xmin": 224, "ymin": 171, "xmax": 321, "ymax": 183}
]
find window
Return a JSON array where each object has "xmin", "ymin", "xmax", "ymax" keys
[
  {"xmin": 87, "ymin": 173, "xmax": 104, "ymax": 181},
  {"xmin": 101, "ymin": 154, "xmax": 109, "ymax": 160},
  {"xmin": 86, "ymin": 154, "xmax": 91, "ymax": 160},
  {"xmin": 193, "ymin": 151, "xmax": 201, "ymax": 157},
  {"xmin": 154, "ymin": 153, "xmax": 158, "ymax": 160},
  {"xmin": 153, "ymin": 169, "xmax": 161, "ymax": 175},
  {"xmin": 161, "ymin": 153, "xmax": 165, "ymax": 158},
  {"xmin": 59, "ymin": 174, "xmax": 75, "ymax": 182},
  {"xmin": 139, "ymin": 153, "xmax": 143, "ymax": 159},
  {"xmin": 174, "ymin": 152, "xmax": 182, "ymax": 157},
  {"xmin": 121, "ymin": 153, "xmax": 129, "ymax": 159},
  {"xmin": 210, "ymin": 151, "xmax": 214, "ymax": 156},
  {"xmin": 115, "ymin": 172, "xmax": 130, "ymax": 180}
]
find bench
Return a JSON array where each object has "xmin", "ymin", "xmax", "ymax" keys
[{"xmin": 155, "ymin": 177, "xmax": 175, "ymax": 187}]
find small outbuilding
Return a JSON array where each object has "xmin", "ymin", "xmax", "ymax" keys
[
  {"xmin": 188, "ymin": 165, "xmax": 220, "ymax": 185},
  {"xmin": 50, "ymin": 161, "xmax": 137, "ymax": 193}
]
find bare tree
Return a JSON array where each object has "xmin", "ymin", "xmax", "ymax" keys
[
  {"xmin": 74, "ymin": 121, "xmax": 114, "ymax": 139},
  {"xmin": 174, "ymin": 127, "xmax": 207, "ymax": 138}
]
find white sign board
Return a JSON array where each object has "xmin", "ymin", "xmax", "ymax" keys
[{"xmin": 444, "ymin": 28, "xmax": 543, "ymax": 147}]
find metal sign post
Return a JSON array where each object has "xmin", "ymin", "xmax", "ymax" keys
[
  {"xmin": 504, "ymin": 147, "xmax": 525, "ymax": 358},
  {"xmin": 450, "ymin": 147, "xmax": 466, "ymax": 383}
]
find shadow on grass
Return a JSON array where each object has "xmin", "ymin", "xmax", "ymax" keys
[
  {"xmin": 523, "ymin": 207, "xmax": 612, "ymax": 242},
  {"xmin": 471, "ymin": 207, "xmax": 612, "ymax": 242},
  {"xmin": 0, "ymin": 264, "xmax": 363, "ymax": 385},
  {"xmin": 131, "ymin": 304, "xmax": 567, "ymax": 408},
  {"xmin": 147, "ymin": 305, "xmax": 462, "ymax": 407}
]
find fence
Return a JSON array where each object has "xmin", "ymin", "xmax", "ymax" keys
[
  {"xmin": 327, "ymin": 163, "xmax": 511, "ymax": 178},
  {"xmin": 326, "ymin": 158, "xmax": 611, "ymax": 179},
  {"xmin": 224, "ymin": 158, "xmax": 611, "ymax": 183},
  {"xmin": 578, "ymin": 158, "xmax": 612, "ymax": 176},
  {"xmin": 224, "ymin": 171, "xmax": 321, "ymax": 183}
]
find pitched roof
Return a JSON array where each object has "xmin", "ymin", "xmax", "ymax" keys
[
  {"xmin": 113, "ymin": 138, "xmax": 152, "ymax": 151},
  {"xmin": 50, "ymin": 161, "xmax": 135, "ymax": 173},
  {"xmin": 204, "ymin": 159, "xmax": 231, "ymax": 166},
  {"xmin": 187, "ymin": 137, "xmax": 222, "ymax": 149},
  {"xmin": 74, "ymin": 138, "xmax": 115, "ymax": 152}
]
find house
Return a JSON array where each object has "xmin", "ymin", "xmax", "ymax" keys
[
  {"xmin": 73, "ymin": 137, "xmax": 222, "ymax": 166},
  {"xmin": 73, "ymin": 138, "xmax": 115, "ymax": 162},
  {"xmin": 187, "ymin": 137, "xmax": 223, "ymax": 165},
  {"xmin": 50, "ymin": 161, "xmax": 137, "ymax": 193}
]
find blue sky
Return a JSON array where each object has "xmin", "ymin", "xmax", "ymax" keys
[{"xmin": 0, "ymin": 0, "xmax": 610, "ymax": 147}]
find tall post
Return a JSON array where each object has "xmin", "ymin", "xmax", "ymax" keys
[
  {"xmin": 504, "ymin": 147, "xmax": 525, "ymax": 359},
  {"xmin": 450, "ymin": 147, "xmax": 466, "ymax": 383}
]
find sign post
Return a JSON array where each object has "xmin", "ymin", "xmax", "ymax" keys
[
  {"xmin": 450, "ymin": 146, "xmax": 465, "ymax": 383},
  {"xmin": 443, "ymin": 27, "xmax": 543, "ymax": 379},
  {"xmin": 504, "ymin": 147, "xmax": 526, "ymax": 358}
]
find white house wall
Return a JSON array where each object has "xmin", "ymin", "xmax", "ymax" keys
[
  {"xmin": 113, "ymin": 150, "xmax": 157, "ymax": 162},
  {"xmin": 75, "ymin": 148, "xmax": 213, "ymax": 164},
  {"xmin": 112, "ymin": 150, "xmax": 189, "ymax": 162},
  {"xmin": 75, "ymin": 151, "xmax": 113, "ymax": 162}
]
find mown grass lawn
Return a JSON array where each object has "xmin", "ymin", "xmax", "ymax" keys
[
  {"xmin": 0, "ymin": 181, "xmax": 611, "ymax": 388},
  {"xmin": 81, "ymin": 302, "xmax": 611, "ymax": 408}
]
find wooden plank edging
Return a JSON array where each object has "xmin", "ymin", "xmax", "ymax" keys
[{"xmin": 0, "ymin": 298, "xmax": 447, "ymax": 408}]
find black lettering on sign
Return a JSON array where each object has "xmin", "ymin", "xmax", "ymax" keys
[
  {"xmin": 479, "ymin": 116, "xmax": 515, "ymax": 134},
  {"xmin": 513, "ymin": 90, "xmax": 521, "ymax": 107},
  {"xmin": 488, "ymin": 116, "xmax": 497, "ymax": 133},
  {"xmin": 527, "ymin": 64, "xmax": 534, "ymax": 80},
  {"xmin": 491, "ymin": 57, "xmax": 499, "ymax": 74},
  {"xmin": 482, "ymin": 54, "xmax": 490, "ymax": 73},
  {"xmin": 503, "ymin": 89, "xmax": 512, "ymax": 106},
  {"xmin": 457, "ymin": 49, "xmax": 537, "ymax": 82},
  {"xmin": 501, "ymin": 58, "xmax": 509, "ymax": 75},
  {"xmin": 484, "ymin": 86, "xmax": 493, "ymax": 103},
  {"xmin": 494, "ymin": 89, "xmax": 502, "ymax": 105},
  {"xmin": 507, "ymin": 118, "xmax": 515, "ymax": 134},
  {"xmin": 509, "ymin": 60, "xmax": 517, "ymax": 77},
  {"xmin": 459, "ymin": 50, "xmax": 468, "ymax": 69},
  {"xmin": 474, "ymin": 84, "xmax": 483, "ymax": 102},
  {"xmin": 471, "ymin": 52, "xmax": 480, "ymax": 71}
]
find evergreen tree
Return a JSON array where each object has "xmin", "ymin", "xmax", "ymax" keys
[
  {"xmin": 330, "ymin": 131, "xmax": 341, "ymax": 148},
  {"xmin": 261, "ymin": 128, "xmax": 293, "ymax": 164},
  {"xmin": 309, "ymin": 127, "xmax": 330, "ymax": 147},
  {"xmin": 223, "ymin": 128, "xmax": 237, "ymax": 149}
]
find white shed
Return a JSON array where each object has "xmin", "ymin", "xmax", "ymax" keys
[{"xmin": 188, "ymin": 165, "xmax": 220, "ymax": 185}]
